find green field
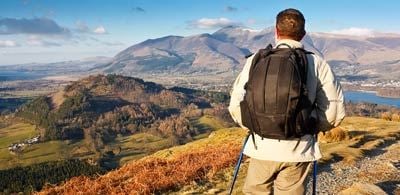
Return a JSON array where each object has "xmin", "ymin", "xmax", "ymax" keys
[
  {"xmin": 111, "ymin": 133, "xmax": 175, "ymax": 165},
  {"xmin": 191, "ymin": 115, "xmax": 230, "ymax": 140},
  {"xmin": 0, "ymin": 121, "xmax": 86, "ymax": 170},
  {"xmin": 0, "ymin": 122, "xmax": 37, "ymax": 149},
  {"xmin": 0, "ymin": 121, "xmax": 182, "ymax": 170},
  {"xmin": 104, "ymin": 115, "xmax": 230, "ymax": 166},
  {"xmin": 0, "ymin": 115, "xmax": 230, "ymax": 170}
]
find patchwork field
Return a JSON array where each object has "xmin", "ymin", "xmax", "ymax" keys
[{"xmin": 0, "ymin": 115, "xmax": 228, "ymax": 170}]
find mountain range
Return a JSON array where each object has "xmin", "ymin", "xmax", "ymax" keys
[
  {"xmin": 1, "ymin": 26, "xmax": 400, "ymax": 81},
  {"xmin": 98, "ymin": 26, "xmax": 400, "ymax": 81}
]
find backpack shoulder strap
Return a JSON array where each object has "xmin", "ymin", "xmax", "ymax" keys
[
  {"xmin": 293, "ymin": 48, "xmax": 312, "ymax": 85},
  {"xmin": 248, "ymin": 44, "xmax": 273, "ymax": 77},
  {"xmin": 295, "ymin": 47, "xmax": 314, "ymax": 55}
]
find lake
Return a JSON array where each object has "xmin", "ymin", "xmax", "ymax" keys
[
  {"xmin": 345, "ymin": 91, "xmax": 400, "ymax": 108},
  {"xmin": 0, "ymin": 71, "xmax": 42, "ymax": 81}
]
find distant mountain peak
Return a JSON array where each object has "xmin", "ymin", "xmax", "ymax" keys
[
  {"xmin": 214, "ymin": 26, "xmax": 274, "ymax": 34},
  {"xmin": 188, "ymin": 33, "xmax": 213, "ymax": 39},
  {"xmin": 92, "ymin": 26, "xmax": 400, "ymax": 81}
]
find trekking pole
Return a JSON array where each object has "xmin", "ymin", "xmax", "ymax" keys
[
  {"xmin": 312, "ymin": 160, "xmax": 317, "ymax": 195},
  {"xmin": 228, "ymin": 133, "xmax": 250, "ymax": 195},
  {"xmin": 312, "ymin": 132, "xmax": 318, "ymax": 195}
]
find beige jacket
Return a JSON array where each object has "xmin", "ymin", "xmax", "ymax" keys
[{"xmin": 228, "ymin": 39, "xmax": 345, "ymax": 162}]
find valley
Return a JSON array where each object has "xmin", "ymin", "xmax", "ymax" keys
[
  {"xmin": 1, "ymin": 74, "xmax": 399, "ymax": 193},
  {"xmin": 0, "ymin": 25, "xmax": 399, "ymax": 194},
  {"xmin": 0, "ymin": 74, "xmax": 234, "ymax": 193}
]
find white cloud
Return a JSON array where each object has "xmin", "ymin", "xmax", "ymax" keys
[
  {"xmin": 189, "ymin": 17, "xmax": 241, "ymax": 29},
  {"xmin": 93, "ymin": 26, "xmax": 107, "ymax": 34},
  {"xmin": 330, "ymin": 27, "xmax": 375, "ymax": 36},
  {"xmin": 0, "ymin": 40, "xmax": 18, "ymax": 47}
]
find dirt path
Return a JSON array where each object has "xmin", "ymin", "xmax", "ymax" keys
[{"xmin": 306, "ymin": 139, "xmax": 400, "ymax": 195}]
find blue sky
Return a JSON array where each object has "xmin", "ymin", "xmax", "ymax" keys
[{"xmin": 1, "ymin": 0, "xmax": 399, "ymax": 65}]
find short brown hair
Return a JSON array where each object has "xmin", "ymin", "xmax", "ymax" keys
[{"xmin": 276, "ymin": 8, "xmax": 306, "ymax": 40}]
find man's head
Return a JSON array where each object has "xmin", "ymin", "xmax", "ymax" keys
[{"xmin": 275, "ymin": 8, "xmax": 306, "ymax": 41}]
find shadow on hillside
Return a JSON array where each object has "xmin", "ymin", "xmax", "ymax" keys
[
  {"xmin": 376, "ymin": 180, "xmax": 400, "ymax": 194},
  {"xmin": 349, "ymin": 133, "xmax": 381, "ymax": 148},
  {"xmin": 190, "ymin": 119, "xmax": 214, "ymax": 134},
  {"xmin": 316, "ymin": 158, "xmax": 335, "ymax": 174},
  {"xmin": 347, "ymin": 129, "xmax": 400, "ymax": 158},
  {"xmin": 347, "ymin": 130, "xmax": 368, "ymax": 138},
  {"xmin": 363, "ymin": 137, "xmax": 399, "ymax": 158}
]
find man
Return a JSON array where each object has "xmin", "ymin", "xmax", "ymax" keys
[{"xmin": 228, "ymin": 8, "xmax": 345, "ymax": 194}]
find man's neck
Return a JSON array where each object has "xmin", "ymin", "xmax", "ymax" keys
[
  {"xmin": 277, "ymin": 36, "xmax": 300, "ymax": 42},
  {"xmin": 275, "ymin": 39, "xmax": 304, "ymax": 48}
]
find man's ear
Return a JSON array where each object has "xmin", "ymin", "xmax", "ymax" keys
[{"xmin": 275, "ymin": 27, "xmax": 280, "ymax": 39}]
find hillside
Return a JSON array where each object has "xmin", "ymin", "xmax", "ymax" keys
[
  {"xmin": 37, "ymin": 117, "xmax": 400, "ymax": 194},
  {"xmin": 0, "ymin": 74, "xmax": 235, "ymax": 192},
  {"xmin": 3, "ymin": 75, "xmax": 232, "ymax": 167},
  {"xmin": 15, "ymin": 74, "xmax": 229, "ymax": 143}
]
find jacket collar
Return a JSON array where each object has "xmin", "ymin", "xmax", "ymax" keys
[{"xmin": 275, "ymin": 39, "xmax": 303, "ymax": 49}]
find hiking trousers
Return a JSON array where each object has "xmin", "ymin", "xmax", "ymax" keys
[{"xmin": 243, "ymin": 158, "xmax": 312, "ymax": 195}]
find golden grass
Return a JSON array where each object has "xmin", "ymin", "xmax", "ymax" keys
[
  {"xmin": 318, "ymin": 127, "xmax": 348, "ymax": 143},
  {"xmin": 36, "ymin": 117, "xmax": 400, "ymax": 194},
  {"xmin": 37, "ymin": 128, "xmax": 247, "ymax": 194},
  {"xmin": 153, "ymin": 128, "xmax": 246, "ymax": 159},
  {"xmin": 319, "ymin": 117, "xmax": 400, "ymax": 164},
  {"xmin": 338, "ymin": 183, "xmax": 388, "ymax": 195},
  {"xmin": 38, "ymin": 139, "xmax": 243, "ymax": 194}
]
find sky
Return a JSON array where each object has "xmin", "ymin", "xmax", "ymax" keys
[{"xmin": 1, "ymin": 0, "xmax": 400, "ymax": 65}]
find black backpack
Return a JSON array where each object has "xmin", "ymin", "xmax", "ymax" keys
[{"xmin": 240, "ymin": 43, "xmax": 316, "ymax": 141}]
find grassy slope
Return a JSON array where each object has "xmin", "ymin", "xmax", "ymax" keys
[
  {"xmin": 38, "ymin": 127, "xmax": 247, "ymax": 194},
  {"xmin": 166, "ymin": 116, "xmax": 400, "ymax": 194},
  {"xmin": 320, "ymin": 116, "xmax": 400, "ymax": 163},
  {"xmin": 32, "ymin": 116, "xmax": 400, "ymax": 194},
  {"xmin": 37, "ymin": 114, "xmax": 241, "ymax": 194},
  {"xmin": 152, "ymin": 127, "xmax": 246, "ymax": 159},
  {"xmin": 0, "ymin": 122, "xmax": 38, "ymax": 169},
  {"xmin": 0, "ymin": 119, "xmax": 93, "ymax": 170},
  {"xmin": 191, "ymin": 115, "xmax": 230, "ymax": 140},
  {"xmin": 111, "ymin": 133, "xmax": 175, "ymax": 165},
  {"xmin": 112, "ymin": 115, "xmax": 229, "ymax": 165},
  {"xmin": 182, "ymin": 117, "xmax": 400, "ymax": 194},
  {"xmin": 0, "ymin": 123, "xmax": 37, "ymax": 149}
]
